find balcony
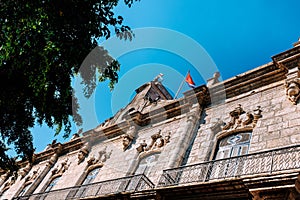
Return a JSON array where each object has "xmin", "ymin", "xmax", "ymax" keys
[
  {"xmin": 13, "ymin": 145, "xmax": 300, "ymax": 200},
  {"xmin": 14, "ymin": 174, "xmax": 154, "ymax": 200},
  {"xmin": 158, "ymin": 144, "xmax": 300, "ymax": 187}
]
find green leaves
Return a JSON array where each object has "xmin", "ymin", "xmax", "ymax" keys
[{"xmin": 0, "ymin": 0, "xmax": 138, "ymax": 171}]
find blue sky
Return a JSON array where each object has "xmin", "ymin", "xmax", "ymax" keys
[{"xmin": 31, "ymin": 0, "xmax": 300, "ymax": 153}]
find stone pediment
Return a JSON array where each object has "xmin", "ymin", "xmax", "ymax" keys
[{"xmin": 95, "ymin": 75, "xmax": 173, "ymax": 130}]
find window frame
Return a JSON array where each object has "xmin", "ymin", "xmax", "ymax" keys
[{"xmin": 44, "ymin": 175, "xmax": 61, "ymax": 192}]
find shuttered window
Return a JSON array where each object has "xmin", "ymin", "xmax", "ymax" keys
[{"xmin": 215, "ymin": 132, "xmax": 251, "ymax": 160}]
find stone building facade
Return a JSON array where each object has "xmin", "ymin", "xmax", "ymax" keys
[{"xmin": 1, "ymin": 39, "xmax": 300, "ymax": 200}]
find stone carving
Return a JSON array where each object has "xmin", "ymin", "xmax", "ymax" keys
[
  {"xmin": 19, "ymin": 163, "xmax": 32, "ymax": 179},
  {"xmin": 78, "ymin": 143, "xmax": 91, "ymax": 164},
  {"xmin": 207, "ymin": 72, "xmax": 220, "ymax": 87},
  {"xmin": 136, "ymin": 140, "xmax": 148, "ymax": 153},
  {"xmin": 71, "ymin": 128, "xmax": 83, "ymax": 140},
  {"xmin": 0, "ymin": 173, "xmax": 8, "ymax": 183},
  {"xmin": 136, "ymin": 130, "xmax": 171, "ymax": 153},
  {"xmin": 47, "ymin": 143, "xmax": 63, "ymax": 167},
  {"xmin": 87, "ymin": 147, "xmax": 112, "ymax": 167},
  {"xmin": 122, "ymin": 125, "xmax": 137, "ymax": 151},
  {"xmin": 45, "ymin": 139, "xmax": 58, "ymax": 150},
  {"xmin": 51, "ymin": 158, "xmax": 70, "ymax": 177},
  {"xmin": 24, "ymin": 168, "xmax": 40, "ymax": 183},
  {"xmin": 1, "ymin": 171, "xmax": 18, "ymax": 193},
  {"xmin": 285, "ymin": 79, "xmax": 300, "ymax": 104},
  {"xmin": 222, "ymin": 105, "xmax": 262, "ymax": 130},
  {"xmin": 153, "ymin": 73, "xmax": 164, "ymax": 83}
]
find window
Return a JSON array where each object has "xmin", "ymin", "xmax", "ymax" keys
[
  {"xmin": 82, "ymin": 168, "xmax": 100, "ymax": 185},
  {"xmin": 71, "ymin": 168, "xmax": 101, "ymax": 198},
  {"xmin": 45, "ymin": 176, "xmax": 61, "ymax": 192},
  {"xmin": 209, "ymin": 132, "xmax": 252, "ymax": 179},
  {"xmin": 134, "ymin": 153, "xmax": 160, "ymax": 175},
  {"xmin": 214, "ymin": 132, "xmax": 251, "ymax": 160}
]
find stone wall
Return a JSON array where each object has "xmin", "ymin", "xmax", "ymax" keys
[{"xmin": 188, "ymin": 77, "xmax": 300, "ymax": 165}]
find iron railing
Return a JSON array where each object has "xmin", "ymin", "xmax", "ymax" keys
[
  {"xmin": 158, "ymin": 145, "xmax": 300, "ymax": 187},
  {"xmin": 14, "ymin": 174, "xmax": 154, "ymax": 200}
]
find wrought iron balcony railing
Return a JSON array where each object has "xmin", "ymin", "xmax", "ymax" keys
[
  {"xmin": 158, "ymin": 144, "xmax": 300, "ymax": 187},
  {"xmin": 14, "ymin": 174, "xmax": 154, "ymax": 200}
]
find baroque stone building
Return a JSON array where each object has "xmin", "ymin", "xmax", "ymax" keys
[{"xmin": 2, "ymin": 39, "xmax": 300, "ymax": 200}]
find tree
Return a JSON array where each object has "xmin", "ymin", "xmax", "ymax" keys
[{"xmin": 0, "ymin": 0, "xmax": 139, "ymax": 171}]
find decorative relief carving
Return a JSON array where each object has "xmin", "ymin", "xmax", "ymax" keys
[
  {"xmin": 136, "ymin": 130, "xmax": 171, "ymax": 154},
  {"xmin": 51, "ymin": 158, "xmax": 70, "ymax": 177},
  {"xmin": 222, "ymin": 105, "xmax": 262, "ymax": 131},
  {"xmin": 47, "ymin": 143, "xmax": 63, "ymax": 167},
  {"xmin": 0, "ymin": 173, "xmax": 8, "ymax": 183},
  {"xmin": 87, "ymin": 147, "xmax": 112, "ymax": 167},
  {"xmin": 1, "ymin": 171, "xmax": 18, "ymax": 193},
  {"xmin": 153, "ymin": 73, "xmax": 164, "ymax": 83},
  {"xmin": 136, "ymin": 140, "xmax": 148, "ymax": 154},
  {"xmin": 24, "ymin": 168, "xmax": 40, "ymax": 183},
  {"xmin": 78, "ymin": 142, "xmax": 91, "ymax": 165},
  {"xmin": 19, "ymin": 163, "xmax": 32, "ymax": 179},
  {"xmin": 285, "ymin": 79, "xmax": 300, "ymax": 104},
  {"xmin": 122, "ymin": 125, "xmax": 137, "ymax": 151}
]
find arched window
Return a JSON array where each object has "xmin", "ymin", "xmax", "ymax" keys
[
  {"xmin": 134, "ymin": 153, "xmax": 160, "ymax": 175},
  {"xmin": 70, "ymin": 168, "xmax": 101, "ymax": 199},
  {"xmin": 214, "ymin": 132, "xmax": 251, "ymax": 160},
  {"xmin": 209, "ymin": 132, "xmax": 252, "ymax": 179},
  {"xmin": 82, "ymin": 167, "xmax": 100, "ymax": 185},
  {"xmin": 44, "ymin": 176, "xmax": 61, "ymax": 192}
]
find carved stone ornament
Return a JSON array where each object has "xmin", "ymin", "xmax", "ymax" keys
[
  {"xmin": 87, "ymin": 146, "xmax": 112, "ymax": 167},
  {"xmin": 18, "ymin": 163, "xmax": 32, "ymax": 179},
  {"xmin": 24, "ymin": 168, "xmax": 40, "ymax": 183},
  {"xmin": 285, "ymin": 78, "xmax": 300, "ymax": 105},
  {"xmin": 153, "ymin": 73, "xmax": 164, "ymax": 83},
  {"xmin": 1, "ymin": 171, "xmax": 18, "ymax": 193},
  {"xmin": 47, "ymin": 143, "xmax": 63, "ymax": 167},
  {"xmin": 222, "ymin": 104, "xmax": 262, "ymax": 131},
  {"xmin": 77, "ymin": 143, "xmax": 91, "ymax": 165},
  {"xmin": 122, "ymin": 125, "xmax": 137, "ymax": 151},
  {"xmin": 51, "ymin": 158, "xmax": 70, "ymax": 177},
  {"xmin": 136, "ymin": 130, "xmax": 171, "ymax": 154}
]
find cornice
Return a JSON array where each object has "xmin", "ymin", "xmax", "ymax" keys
[
  {"xmin": 29, "ymin": 138, "xmax": 84, "ymax": 165},
  {"xmin": 86, "ymin": 85, "xmax": 209, "ymax": 141},
  {"xmin": 207, "ymin": 62, "xmax": 286, "ymax": 101}
]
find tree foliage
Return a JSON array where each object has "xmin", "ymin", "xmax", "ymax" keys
[{"xmin": 0, "ymin": 0, "xmax": 138, "ymax": 171}]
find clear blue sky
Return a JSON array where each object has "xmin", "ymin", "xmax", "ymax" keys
[{"xmin": 31, "ymin": 0, "xmax": 300, "ymax": 153}]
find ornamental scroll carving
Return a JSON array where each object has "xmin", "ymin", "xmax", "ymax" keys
[
  {"xmin": 78, "ymin": 142, "xmax": 91, "ymax": 165},
  {"xmin": 122, "ymin": 125, "xmax": 137, "ymax": 151},
  {"xmin": 24, "ymin": 168, "xmax": 40, "ymax": 183},
  {"xmin": 47, "ymin": 143, "xmax": 63, "ymax": 167},
  {"xmin": 136, "ymin": 130, "xmax": 171, "ymax": 154},
  {"xmin": 51, "ymin": 158, "xmax": 70, "ymax": 177},
  {"xmin": 222, "ymin": 104, "xmax": 262, "ymax": 131},
  {"xmin": 19, "ymin": 163, "xmax": 32, "ymax": 179},
  {"xmin": 87, "ymin": 146, "xmax": 112, "ymax": 167},
  {"xmin": 1, "ymin": 171, "xmax": 18, "ymax": 193},
  {"xmin": 285, "ymin": 78, "xmax": 300, "ymax": 105}
]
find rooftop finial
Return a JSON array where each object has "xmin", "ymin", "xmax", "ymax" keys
[
  {"xmin": 153, "ymin": 73, "xmax": 164, "ymax": 83},
  {"xmin": 293, "ymin": 37, "xmax": 300, "ymax": 47},
  {"xmin": 207, "ymin": 72, "xmax": 220, "ymax": 87}
]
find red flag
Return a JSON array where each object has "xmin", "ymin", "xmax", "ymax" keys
[{"xmin": 185, "ymin": 71, "xmax": 196, "ymax": 88}]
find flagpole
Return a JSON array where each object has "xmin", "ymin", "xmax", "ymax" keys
[{"xmin": 174, "ymin": 71, "xmax": 189, "ymax": 99}]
